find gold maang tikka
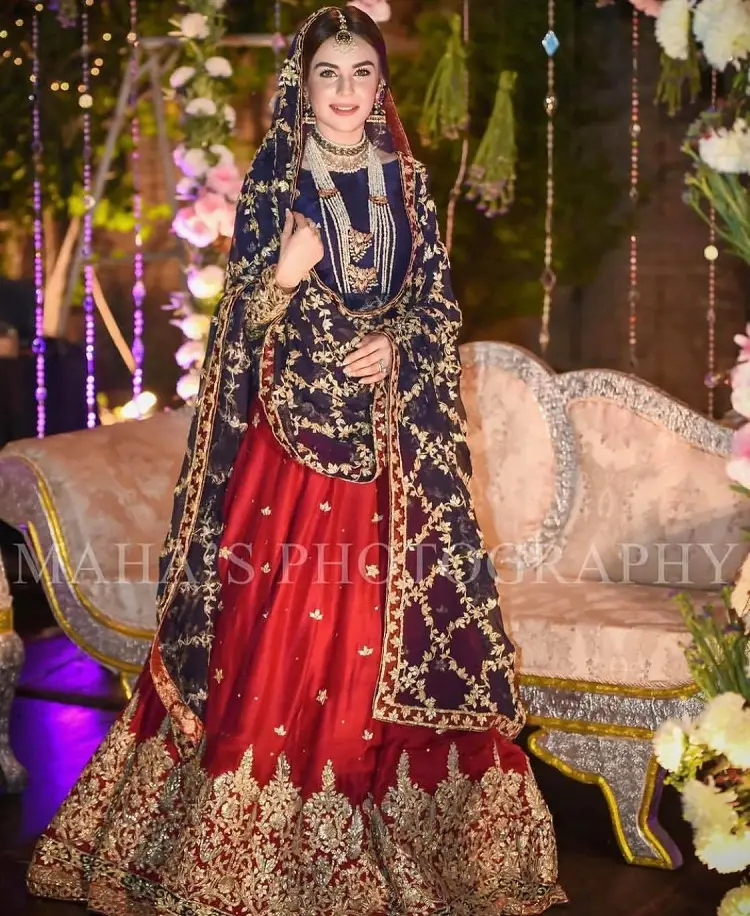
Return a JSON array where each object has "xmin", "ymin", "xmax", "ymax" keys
[{"xmin": 334, "ymin": 10, "xmax": 356, "ymax": 53}]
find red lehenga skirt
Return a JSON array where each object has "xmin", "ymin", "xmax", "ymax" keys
[{"xmin": 27, "ymin": 396, "xmax": 567, "ymax": 916}]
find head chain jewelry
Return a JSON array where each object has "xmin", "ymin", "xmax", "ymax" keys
[{"xmin": 334, "ymin": 9, "xmax": 356, "ymax": 53}]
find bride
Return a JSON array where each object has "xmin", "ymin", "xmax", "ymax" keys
[{"xmin": 27, "ymin": 6, "xmax": 567, "ymax": 914}]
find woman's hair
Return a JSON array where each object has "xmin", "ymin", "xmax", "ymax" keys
[{"xmin": 302, "ymin": 6, "xmax": 390, "ymax": 84}]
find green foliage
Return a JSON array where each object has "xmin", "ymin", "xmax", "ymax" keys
[
  {"xmin": 673, "ymin": 590, "xmax": 750, "ymax": 701},
  {"xmin": 390, "ymin": 1, "xmax": 623, "ymax": 337}
]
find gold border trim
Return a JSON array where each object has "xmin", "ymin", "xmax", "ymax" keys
[
  {"xmin": 526, "ymin": 713, "xmax": 654, "ymax": 740},
  {"xmin": 520, "ymin": 672, "xmax": 698, "ymax": 700},
  {"xmin": 7, "ymin": 454, "xmax": 155, "ymax": 640},
  {"xmin": 0, "ymin": 607, "xmax": 13, "ymax": 632},
  {"xmin": 26, "ymin": 521, "xmax": 144, "ymax": 675},
  {"xmin": 527, "ymin": 728, "xmax": 678, "ymax": 870}
]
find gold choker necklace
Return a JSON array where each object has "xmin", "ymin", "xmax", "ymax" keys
[{"xmin": 311, "ymin": 127, "xmax": 369, "ymax": 173}]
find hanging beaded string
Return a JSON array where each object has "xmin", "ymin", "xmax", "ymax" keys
[
  {"xmin": 30, "ymin": 1, "xmax": 46, "ymax": 438},
  {"xmin": 705, "ymin": 70, "xmax": 719, "ymax": 418},
  {"xmin": 80, "ymin": 0, "xmax": 96, "ymax": 428},
  {"xmin": 539, "ymin": 1, "xmax": 559, "ymax": 354},
  {"xmin": 129, "ymin": 0, "xmax": 144, "ymax": 401},
  {"xmin": 628, "ymin": 7, "xmax": 640, "ymax": 370}
]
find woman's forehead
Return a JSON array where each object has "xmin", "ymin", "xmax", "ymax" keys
[{"xmin": 308, "ymin": 35, "xmax": 378, "ymax": 68}]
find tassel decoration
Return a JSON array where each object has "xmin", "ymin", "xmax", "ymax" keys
[
  {"xmin": 419, "ymin": 14, "xmax": 469, "ymax": 147},
  {"xmin": 465, "ymin": 70, "xmax": 518, "ymax": 217}
]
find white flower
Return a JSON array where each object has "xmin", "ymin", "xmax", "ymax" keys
[
  {"xmin": 699, "ymin": 121, "xmax": 750, "ymax": 174},
  {"xmin": 682, "ymin": 779, "xmax": 739, "ymax": 835},
  {"xmin": 697, "ymin": 692, "xmax": 750, "ymax": 767},
  {"xmin": 175, "ymin": 176, "xmax": 199, "ymax": 200},
  {"xmin": 175, "ymin": 339, "xmax": 206, "ymax": 370},
  {"xmin": 209, "ymin": 0, "xmax": 226, "ymax": 8},
  {"xmin": 187, "ymin": 264, "xmax": 225, "ymax": 300},
  {"xmin": 185, "ymin": 97, "xmax": 217, "ymax": 118},
  {"xmin": 209, "ymin": 143, "xmax": 235, "ymax": 166},
  {"xmin": 693, "ymin": 0, "xmax": 750, "ymax": 71},
  {"xmin": 653, "ymin": 719, "xmax": 688, "ymax": 772},
  {"xmin": 718, "ymin": 885, "xmax": 750, "ymax": 916},
  {"xmin": 695, "ymin": 827, "xmax": 750, "ymax": 873},
  {"xmin": 655, "ymin": 0, "xmax": 691, "ymax": 60},
  {"xmin": 169, "ymin": 65, "xmax": 196, "ymax": 89},
  {"xmin": 174, "ymin": 313, "xmax": 211, "ymax": 341},
  {"xmin": 180, "ymin": 148, "xmax": 210, "ymax": 178},
  {"xmin": 223, "ymin": 104, "xmax": 237, "ymax": 128},
  {"xmin": 176, "ymin": 369, "xmax": 202, "ymax": 402},
  {"xmin": 205, "ymin": 56, "xmax": 233, "ymax": 79},
  {"xmin": 177, "ymin": 12, "xmax": 210, "ymax": 40}
]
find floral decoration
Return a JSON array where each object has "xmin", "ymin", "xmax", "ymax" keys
[{"xmin": 166, "ymin": 0, "xmax": 242, "ymax": 402}]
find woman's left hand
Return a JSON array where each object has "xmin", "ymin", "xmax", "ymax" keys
[{"xmin": 342, "ymin": 333, "xmax": 393, "ymax": 385}]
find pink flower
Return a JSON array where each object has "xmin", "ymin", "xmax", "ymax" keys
[
  {"xmin": 218, "ymin": 206, "xmax": 235, "ymax": 238},
  {"xmin": 206, "ymin": 163, "xmax": 242, "ymax": 200},
  {"xmin": 629, "ymin": 0, "xmax": 663, "ymax": 15},
  {"xmin": 735, "ymin": 323, "xmax": 750, "ymax": 362},
  {"xmin": 194, "ymin": 191, "xmax": 229, "ymax": 233},
  {"xmin": 347, "ymin": 0, "xmax": 391, "ymax": 23},
  {"xmin": 173, "ymin": 205, "xmax": 219, "ymax": 248},
  {"xmin": 728, "ymin": 423, "xmax": 750, "ymax": 487},
  {"xmin": 732, "ymin": 361, "xmax": 750, "ymax": 417}
]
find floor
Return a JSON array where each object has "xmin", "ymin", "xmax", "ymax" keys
[{"xmin": 0, "ymin": 580, "xmax": 734, "ymax": 916}]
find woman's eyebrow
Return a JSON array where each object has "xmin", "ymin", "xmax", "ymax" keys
[{"xmin": 314, "ymin": 60, "xmax": 376, "ymax": 69}]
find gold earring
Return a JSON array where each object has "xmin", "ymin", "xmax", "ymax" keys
[
  {"xmin": 302, "ymin": 95, "xmax": 316, "ymax": 126},
  {"xmin": 368, "ymin": 81, "xmax": 387, "ymax": 126}
]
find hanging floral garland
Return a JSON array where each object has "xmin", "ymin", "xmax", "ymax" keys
[{"xmin": 166, "ymin": 0, "xmax": 242, "ymax": 402}]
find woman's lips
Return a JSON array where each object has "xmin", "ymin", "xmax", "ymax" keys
[{"xmin": 330, "ymin": 104, "xmax": 360, "ymax": 117}]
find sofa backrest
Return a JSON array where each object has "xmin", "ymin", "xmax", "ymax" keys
[
  {"xmin": 0, "ymin": 408, "xmax": 191, "ymax": 611},
  {"xmin": 460, "ymin": 341, "xmax": 749, "ymax": 589}
]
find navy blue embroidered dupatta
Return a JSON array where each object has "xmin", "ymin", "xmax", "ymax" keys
[{"xmin": 151, "ymin": 7, "xmax": 524, "ymax": 749}]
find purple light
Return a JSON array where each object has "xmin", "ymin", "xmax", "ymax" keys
[
  {"xmin": 81, "ymin": 1, "xmax": 96, "ymax": 428},
  {"xmin": 31, "ymin": 5, "xmax": 46, "ymax": 439},
  {"xmin": 130, "ymin": 0, "xmax": 144, "ymax": 402}
]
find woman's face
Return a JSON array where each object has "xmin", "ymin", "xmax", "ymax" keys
[{"xmin": 306, "ymin": 35, "xmax": 380, "ymax": 145}]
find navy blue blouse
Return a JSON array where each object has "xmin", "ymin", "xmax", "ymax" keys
[{"xmin": 295, "ymin": 159, "xmax": 411, "ymax": 311}]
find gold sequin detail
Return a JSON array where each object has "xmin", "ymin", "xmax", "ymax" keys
[{"xmin": 26, "ymin": 695, "xmax": 566, "ymax": 915}]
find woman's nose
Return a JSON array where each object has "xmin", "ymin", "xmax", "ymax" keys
[{"xmin": 336, "ymin": 75, "xmax": 355, "ymax": 96}]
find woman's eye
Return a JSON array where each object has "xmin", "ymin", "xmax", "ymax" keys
[
  {"xmin": 355, "ymin": 68, "xmax": 372, "ymax": 78},
  {"xmin": 319, "ymin": 68, "xmax": 337, "ymax": 78}
]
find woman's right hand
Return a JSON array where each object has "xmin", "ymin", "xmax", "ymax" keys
[{"xmin": 274, "ymin": 210, "xmax": 324, "ymax": 290}]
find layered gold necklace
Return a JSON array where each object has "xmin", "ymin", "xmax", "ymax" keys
[
  {"xmin": 305, "ymin": 128, "xmax": 396, "ymax": 296},
  {"xmin": 311, "ymin": 126, "xmax": 369, "ymax": 174}
]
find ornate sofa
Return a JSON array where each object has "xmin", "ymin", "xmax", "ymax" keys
[
  {"xmin": 461, "ymin": 342, "xmax": 748, "ymax": 870},
  {"xmin": 0, "ymin": 342, "xmax": 747, "ymax": 872}
]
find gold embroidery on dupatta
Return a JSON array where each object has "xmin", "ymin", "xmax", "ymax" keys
[{"xmin": 27, "ymin": 701, "xmax": 566, "ymax": 916}]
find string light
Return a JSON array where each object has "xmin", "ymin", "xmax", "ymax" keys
[
  {"xmin": 130, "ymin": 0, "xmax": 145, "ymax": 401},
  {"xmin": 539, "ymin": 1, "xmax": 559, "ymax": 354},
  {"xmin": 31, "ymin": 2, "xmax": 46, "ymax": 438},
  {"xmin": 705, "ymin": 69, "xmax": 718, "ymax": 418},
  {"xmin": 81, "ymin": 0, "xmax": 97, "ymax": 427},
  {"xmin": 628, "ymin": 7, "xmax": 640, "ymax": 370}
]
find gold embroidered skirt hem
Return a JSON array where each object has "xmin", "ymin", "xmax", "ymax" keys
[{"xmin": 26, "ymin": 686, "xmax": 567, "ymax": 916}]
